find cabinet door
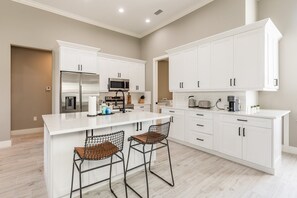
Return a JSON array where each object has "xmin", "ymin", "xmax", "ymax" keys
[
  {"xmin": 210, "ymin": 36, "xmax": 234, "ymax": 89},
  {"xmin": 242, "ymin": 126, "xmax": 272, "ymax": 167},
  {"xmin": 197, "ymin": 43, "xmax": 211, "ymax": 89},
  {"xmin": 220, "ymin": 122, "xmax": 242, "ymax": 158},
  {"xmin": 169, "ymin": 53, "xmax": 183, "ymax": 91},
  {"xmin": 129, "ymin": 63, "xmax": 145, "ymax": 92},
  {"xmin": 234, "ymin": 29, "xmax": 264, "ymax": 89},
  {"xmin": 182, "ymin": 47, "xmax": 198, "ymax": 90},
  {"xmin": 80, "ymin": 50, "xmax": 97, "ymax": 74},
  {"xmin": 60, "ymin": 47, "xmax": 80, "ymax": 72},
  {"xmin": 97, "ymin": 57, "xmax": 114, "ymax": 92},
  {"xmin": 170, "ymin": 115, "xmax": 185, "ymax": 141}
]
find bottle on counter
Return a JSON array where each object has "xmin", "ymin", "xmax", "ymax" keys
[{"xmin": 101, "ymin": 102, "xmax": 107, "ymax": 115}]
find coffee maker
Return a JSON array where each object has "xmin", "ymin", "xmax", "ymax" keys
[{"xmin": 227, "ymin": 96, "xmax": 240, "ymax": 112}]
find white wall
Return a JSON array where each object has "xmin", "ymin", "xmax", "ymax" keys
[{"xmin": 258, "ymin": 0, "xmax": 297, "ymax": 147}]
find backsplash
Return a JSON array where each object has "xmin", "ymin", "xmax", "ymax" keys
[
  {"xmin": 99, "ymin": 91, "xmax": 151, "ymax": 105},
  {"xmin": 173, "ymin": 91, "xmax": 258, "ymax": 111}
]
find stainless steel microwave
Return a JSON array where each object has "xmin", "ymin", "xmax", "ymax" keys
[{"xmin": 108, "ymin": 78, "xmax": 130, "ymax": 92}]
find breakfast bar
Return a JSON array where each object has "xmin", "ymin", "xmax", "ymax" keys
[{"xmin": 42, "ymin": 111, "xmax": 170, "ymax": 198}]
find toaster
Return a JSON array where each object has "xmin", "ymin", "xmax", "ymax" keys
[{"xmin": 198, "ymin": 100, "xmax": 211, "ymax": 109}]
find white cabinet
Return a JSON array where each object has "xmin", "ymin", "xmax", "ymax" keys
[
  {"xmin": 59, "ymin": 46, "xmax": 98, "ymax": 74},
  {"xmin": 197, "ymin": 43, "xmax": 211, "ymax": 89},
  {"xmin": 219, "ymin": 115, "xmax": 272, "ymax": 167},
  {"xmin": 210, "ymin": 36, "xmax": 234, "ymax": 89},
  {"xmin": 97, "ymin": 55, "xmax": 146, "ymax": 92},
  {"xmin": 162, "ymin": 108, "xmax": 185, "ymax": 141},
  {"xmin": 169, "ymin": 47, "xmax": 198, "ymax": 91}
]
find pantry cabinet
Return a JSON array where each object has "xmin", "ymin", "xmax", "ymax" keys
[
  {"xmin": 97, "ymin": 54, "xmax": 146, "ymax": 92},
  {"xmin": 167, "ymin": 18, "xmax": 282, "ymax": 92},
  {"xmin": 58, "ymin": 41, "xmax": 99, "ymax": 74}
]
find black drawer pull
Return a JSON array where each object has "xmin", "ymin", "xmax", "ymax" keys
[
  {"xmin": 196, "ymin": 114, "xmax": 204, "ymax": 116},
  {"xmin": 237, "ymin": 119, "xmax": 248, "ymax": 122},
  {"xmin": 169, "ymin": 111, "xmax": 175, "ymax": 113},
  {"xmin": 196, "ymin": 138, "xmax": 204, "ymax": 142},
  {"xmin": 196, "ymin": 124, "xmax": 204, "ymax": 127}
]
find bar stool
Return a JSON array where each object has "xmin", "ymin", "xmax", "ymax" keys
[
  {"xmin": 70, "ymin": 130, "xmax": 128, "ymax": 198},
  {"xmin": 125, "ymin": 122, "xmax": 174, "ymax": 198}
]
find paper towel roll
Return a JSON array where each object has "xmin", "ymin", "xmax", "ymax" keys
[{"xmin": 88, "ymin": 96, "xmax": 97, "ymax": 116}]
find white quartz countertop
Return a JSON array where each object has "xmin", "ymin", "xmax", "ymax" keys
[
  {"xmin": 162, "ymin": 106, "xmax": 290, "ymax": 119},
  {"xmin": 42, "ymin": 111, "xmax": 170, "ymax": 136}
]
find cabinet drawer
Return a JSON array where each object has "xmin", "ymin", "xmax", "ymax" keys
[
  {"xmin": 189, "ymin": 118, "xmax": 213, "ymax": 134},
  {"xmin": 187, "ymin": 111, "xmax": 213, "ymax": 119},
  {"xmin": 134, "ymin": 105, "xmax": 150, "ymax": 111},
  {"xmin": 162, "ymin": 108, "xmax": 184, "ymax": 116},
  {"xmin": 221, "ymin": 115, "xmax": 272, "ymax": 129},
  {"xmin": 188, "ymin": 132, "xmax": 213, "ymax": 150}
]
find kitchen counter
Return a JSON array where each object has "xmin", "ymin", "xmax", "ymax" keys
[
  {"xmin": 42, "ymin": 111, "xmax": 170, "ymax": 136},
  {"xmin": 43, "ymin": 111, "xmax": 170, "ymax": 198},
  {"xmin": 162, "ymin": 106, "xmax": 290, "ymax": 119}
]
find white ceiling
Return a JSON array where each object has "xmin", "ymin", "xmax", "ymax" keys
[{"xmin": 11, "ymin": 0, "xmax": 214, "ymax": 38}]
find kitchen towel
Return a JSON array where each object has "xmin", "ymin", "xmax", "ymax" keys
[{"xmin": 88, "ymin": 96, "xmax": 97, "ymax": 116}]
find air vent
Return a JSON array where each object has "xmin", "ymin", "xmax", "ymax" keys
[{"xmin": 154, "ymin": 9, "xmax": 163, "ymax": 15}]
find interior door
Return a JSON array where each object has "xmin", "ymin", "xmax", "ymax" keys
[{"xmin": 81, "ymin": 73, "xmax": 100, "ymax": 112}]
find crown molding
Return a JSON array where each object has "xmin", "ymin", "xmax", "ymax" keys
[
  {"xmin": 11, "ymin": 0, "xmax": 213, "ymax": 38},
  {"xmin": 11, "ymin": 0, "xmax": 141, "ymax": 38}
]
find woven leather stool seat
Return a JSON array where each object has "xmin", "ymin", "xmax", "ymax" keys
[
  {"xmin": 131, "ymin": 132, "xmax": 166, "ymax": 144},
  {"xmin": 75, "ymin": 141, "xmax": 119, "ymax": 160}
]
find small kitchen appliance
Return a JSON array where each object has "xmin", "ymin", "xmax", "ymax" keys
[
  {"xmin": 227, "ymin": 96, "xmax": 240, "ymax": 112},
  {"xmin": 108, "ymin": 78, "xmax": 130, "ymax": 92},
  {"xmin": 188, "ymin": 96, "xmax": 196, "ymax": 108},
  {"xmin": 197, "ymin": 100, "xmax": 212, "ymax": 109}
]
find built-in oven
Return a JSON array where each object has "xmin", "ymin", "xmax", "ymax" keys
[{"xmin": 108, "ymin": 78, "xmax": 129, "ymax": 92}]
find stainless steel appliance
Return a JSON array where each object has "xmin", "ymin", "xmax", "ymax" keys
[
  {"xmin": 105, "ymin": 95, "xmax": 134, "ymax": 110},
  {"xmin": 188, "ymin": 96, "xmax": 196, "ymax": 108},
  {"xmin": 227, "ymin": 96, "xmax": 240, "ymax": 112},
  {"xmin": 108, "ymin": 78, "xmax": 129, "ymax": 92},
  {"xmin": 198, "ymin": 100, "xmax": 212, "ymax": 109},
  {"xmin": 60, "ymin": 72, "xmax": 100, "ymax": 113}
]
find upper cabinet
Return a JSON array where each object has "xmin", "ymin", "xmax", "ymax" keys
[
  {"xmin": 167, "ymin": 18, "xmax": 282, "ymax": 92},
  {"xmin": 98, "ymin": 53, "xmax": 146, "ymax": 92},
  {"xmin": 57, "ymin": 40, "xmax": 100, "ymax": 74}
]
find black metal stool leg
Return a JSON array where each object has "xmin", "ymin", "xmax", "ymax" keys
[
  {"xmin": 148, "ymin": 144, "xmax": 154, "ymax": 171},
  {"xmin": 143, "ymin": 145, "xmax": 149, "ymax": 198},
  {"xmin": 70, "ymin": 153, "xmax": 76, "ymax": 198},
  {"xmin": 109, "ymin": 155, "xmax": 117, "ymax": 198},
  {"xmin": 120, "ymin": 151, "xmax": 128, "ymax": 198},
  {"xmin": 79, "ymin": 161, "xmax": 83, "ymax": 198},
  {"xmin": 126, "ymin": 140, "xmax": 132, "ymax": 172}
]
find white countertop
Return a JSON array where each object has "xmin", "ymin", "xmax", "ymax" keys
[
  {"xmin": 162, "ymin": 106, "xmax": 290, "ymax": 119},
  {"xmin": 42, "ymin": 111, "xmax": 170, "ymax": 136}
]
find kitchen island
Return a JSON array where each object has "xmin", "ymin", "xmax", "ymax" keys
[{"xmin": 42, "ymin": 111, "xmax": 170, "ymax": 198}]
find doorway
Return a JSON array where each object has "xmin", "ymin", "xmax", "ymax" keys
[
  {"xmin": 11, "ymin": 46, "xmax": 53, "ymax": 134},
  {"xmin": 153, "ymin": 55, "xmax": 172, "ymax": 113}
]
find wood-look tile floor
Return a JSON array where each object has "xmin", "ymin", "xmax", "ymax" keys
[{"xmin": 1, "ymin": 133, "xmax": 297, "ymax": 198}]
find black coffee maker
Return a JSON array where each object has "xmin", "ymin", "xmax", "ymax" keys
[{"xmin": 227, "ymin": 96, "xmax": 240, "ymax": 112}]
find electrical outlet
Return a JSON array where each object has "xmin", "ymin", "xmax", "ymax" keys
[{"xmin": 33, "ymin": 116, "xmax": 37, "ymax": 121}]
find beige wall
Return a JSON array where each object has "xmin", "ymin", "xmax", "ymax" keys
[
  {"xmin": 158, "ymin": 60, "xmax": 172, "ymax": 101},
  {"xmin": 11, "ymin": 47, "xmax": 52, "ymax": 131},
  {"xmin": 0, "ymin": 0, "xmax": 141, "ymax": 141},
  {"xmin": 140, "ymin": 0, "xmax": 246, "ymax": 94},
  {"xmin": 258, "ymin": 0, "xmax": 297, "ymax": 147}
]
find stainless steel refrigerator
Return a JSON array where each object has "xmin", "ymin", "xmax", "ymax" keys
[{"xmin": 60, "ymin": 72, "xmax": 99, "ymax": 113}]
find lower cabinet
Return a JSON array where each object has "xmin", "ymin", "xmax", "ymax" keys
[
  {"xmin": 219, "ymin": 115, "xmax": 272, "ymax": 168},
  {"xmin": 161, "ymin": 108, "xmax": 185, "ymax": 141}
]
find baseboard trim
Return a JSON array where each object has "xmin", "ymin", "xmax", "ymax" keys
[
  {"xmin": 0, "ymin": 140, "xmax": 12, "ymax": 149},
  {"xmin": 282, "ymin": 145, "xmax": 297, "ymax": 154},
  {"xmin": 11, "ymin": 127, "xmax": 44, "ymax": 135}
]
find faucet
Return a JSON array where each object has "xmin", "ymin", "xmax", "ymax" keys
[{"xmin": 115, "ymin": 89, "xmax": 126, "ymax": 113}]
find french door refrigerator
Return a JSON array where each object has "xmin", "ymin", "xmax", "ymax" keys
[{"xmin": 60, "ymin": 71, "xmax": 99, "ymax": 113}]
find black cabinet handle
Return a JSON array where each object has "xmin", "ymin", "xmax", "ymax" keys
[
  {"xmin": 140, "ymin": 122, "xmax": 142, "ymax": 131},
  {"xmin": 196, "ymin": 124, "xmax": 204, "ymax": 127},
  {"xmin": 196, "ymin": 138, "xmax": 204, "ymax": 142},
  {"xmin": 78, "ymin": 64, "xmax": 80, "ymax": 71},
  {"xmin": 233, "ymin": 78, "xmax": 236, "ymax": 86},
  {"xmin": 196, "ymin": 114, "xmax": 204, "ymax": 116},
  {"xmin": 238, "ymin": 127, "xmax": 241, "ymax": 136},
  {"xmin": 136, "ymin": 122, "xmax": 139, "ymax": 131},
  {"xmin": 243, "ymin": 128, "xmax": 245, "ymax": 137},
  {"xmin": 169, "ymin": 110, "xmax": 175, "ymax": 113},
  {"xmin": 197, "ymin": 81, "xmax": 200, "ymax": 88},
  {"xmin": 237, "ymin": 119, "xmax": 248, "ymax": 122},
  {"xmin": 172, "ymin": 116, "xmax": 174, "ymax": 123},
  {"xmin": 274, "ymin": 79, "xmax": 279, "ymax": 86},
  {"xmin": 230, "ymin": 78, "xmax": 232, "ymax": 86}
]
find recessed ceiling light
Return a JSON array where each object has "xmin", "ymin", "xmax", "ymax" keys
[
  {"xmin": 145, "ymin": 19, "xmax": 151, "ymax": 23},
  {"xmin": 118, "ymin": 8, "xmax": 124, "ymax": 13}
]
